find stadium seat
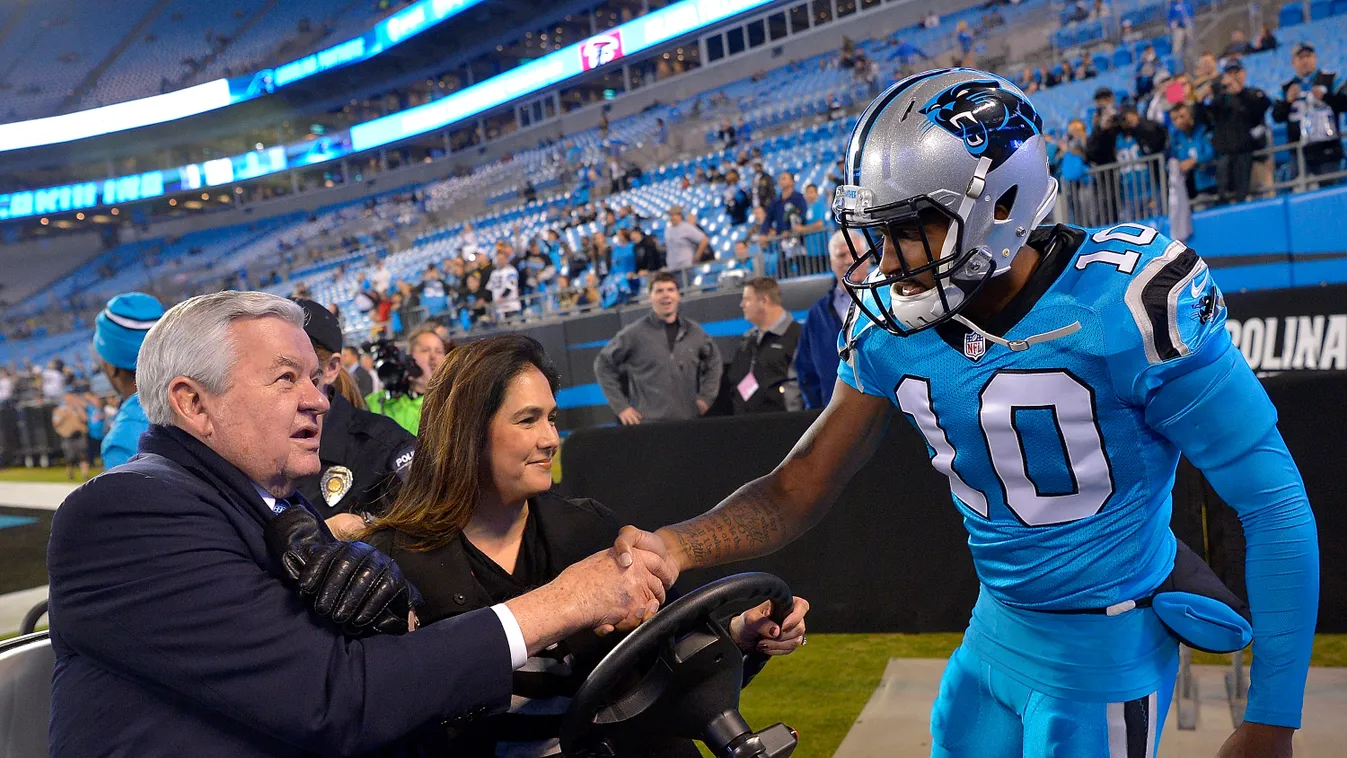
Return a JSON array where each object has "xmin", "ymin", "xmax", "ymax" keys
[
  {"xmin": 1112, "ymin": 46, "xmax": 1134, "ymax": 68},
  {"xmin": 0, "ymin": 632, "xmax": 53, "ymax": 758},
  {"xmin": 1281, "ymin": 3, "xmax": 1307, "ymax": 26},
  {"xmin": 1310, "ymin": 0, "xmax": 1333, "ymax": 20}
]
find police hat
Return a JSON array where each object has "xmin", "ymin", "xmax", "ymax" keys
[{"xmin": 293, "ymin": 298, "xmax": 343, "ymax": 354}]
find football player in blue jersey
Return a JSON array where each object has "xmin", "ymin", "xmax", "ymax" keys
[{"xmin": 610, "ymin": 68, "xmax": 1318, "ymax": 757}]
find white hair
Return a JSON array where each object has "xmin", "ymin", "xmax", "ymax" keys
[
  {"xmin": 829, "ymin": 229, "xmax": 868, "ymax": 257},
  {"xmin": 138, "ymin": 291, "xmax": 304, "ymax": 426}
]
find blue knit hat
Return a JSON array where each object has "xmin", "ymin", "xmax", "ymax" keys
[{"xmin": 94, "ymin": 292, "xmax": 164, "ymax": 371}]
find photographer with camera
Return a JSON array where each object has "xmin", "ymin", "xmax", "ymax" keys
[
  {"xmin": 365, "ymin": 324, "xmax": 447, "ymax": 436},
  {"xmin": 292, "ymin": 300, "xmax": 416, "ymax": 539}
]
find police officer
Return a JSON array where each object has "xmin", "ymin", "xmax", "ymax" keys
[
  {"xmin": 92, "ymin": 292, "xmax": 165, "ymax": 469},
  {"xmin": 292, "ymin": 299, "xmax": 417, "ymax": 539},
  {"xmin": 364, "ymin": 324, "xmax": 446, "ymax": 435},
  {"xmin": 727, "ymin": 277, "xmax": 803, "ymax": 415}
]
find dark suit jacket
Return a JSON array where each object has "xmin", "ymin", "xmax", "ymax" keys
[{"xmin": 46, "ymin": 424, "xmax": 514, "ymax": 757}]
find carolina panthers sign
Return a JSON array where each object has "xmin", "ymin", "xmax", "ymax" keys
[{"xmin": 919, "ymin": 79, "xmax": 1042, "ymax": 170}]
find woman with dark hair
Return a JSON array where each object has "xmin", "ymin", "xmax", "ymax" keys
[{"xmin": 364, "ymin": 335, "xmax": 809, "ymax": 757}]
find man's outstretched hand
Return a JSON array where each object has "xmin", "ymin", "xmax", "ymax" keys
[{"xmin": 601, "ymin": 525, "xmax": 683, "ymax": 635}]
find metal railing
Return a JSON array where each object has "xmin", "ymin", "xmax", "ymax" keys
[{"xmin": 1057, "ymin": 152, "xmax": 1170, "ymax": 228}]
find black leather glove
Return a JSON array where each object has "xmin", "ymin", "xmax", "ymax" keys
[{"xmin": 265, "ymin": 505, "xmax": 420, "ymax": 635}]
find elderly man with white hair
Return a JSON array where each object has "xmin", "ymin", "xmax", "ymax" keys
[
  {"xmin": 46, "ymin": 291, "xmax": 671, "ymax": 757},
  {"xmin": 793, "ymin": 229, "xmax": 871, "ymax": 409}
]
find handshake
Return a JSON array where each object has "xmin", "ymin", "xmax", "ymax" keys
[{"xmin": 269, "ymin": 511, "xmax": 807, "ymax": 655}]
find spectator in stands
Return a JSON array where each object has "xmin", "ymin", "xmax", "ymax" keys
[
  {"xmin": 371, "ymin": 259, "xmax": 392, "ymax": 294},
  {"xmin": 1169, "ymin": 103, "xmax": 1218, "ymax": 201},
  {"xmin": 1086, "ymin": 88, "xmax": 1120, "ymax": 164},
  {"xmin": 956, "ymin": 21, "xmax": 976, "ymax": 59},
  {"xmin": 576, "ymin": 272, "xmax": 602, "ymax": 307},
  {"xmin": 1143, "ymin": 71, "xmax": 1176, "ymax": 124},
  {"xmin": 717, "ymin": 119, "xmax": 738, "ymax": 150},
  {"xmin": 630, "ymin": 226, "xmax": 663, "ymax": 273},
  {"xmin": 360, "ymin": 351, "xmax": 383, "ymax": 395},
  {"xmin": 760, "ymin": 172, "xmax": 807, "ymax": 238},
  {"xmin": 663, "ymin": 206, "xmax": 709, "ymax": 270},
  {"xmin": 795, "ymin": 230, "xmax": 870, "ymax": 409},
  {"xmin": 887, "ymin": 37, "xmax": 929, "ymax": 76},
  {"xmin": 460, "ymin": 270, "xmax": 493, "ymax": 328},
  {"xmin": 343, "ymin": 346, "xmax": 375, "ymax": 398},
  {"xmin": 1167, "ymin": 0, "xmax": 1194, "ymax": 65},
  {"xmin": 93, "ymin": 292, "xmax": 165, "ymax": 470},
  {"xmin": 487, "ymin": 247, "xmax": 523, "ymax": 321},
  {"xmin": 0, "ymin": 367, "xmax": 12, "ymax": 406},
  {"xmin": 1223, "ymin": 29, "xmax": 1252, "ymax": 59},
  {"xmin": 923, "ymin": 10, "xmax": 939, "ymax": 29},
  {"xmin": 802, "ymin": 183, "xmax": 830, "ymax": 235},
  {"xmin": 724, "ymin": 168, "xmax": 751, "ymax": 226},
  {"xmin": 594, "ymin": 272, "xmax": 722, "ymax": 425},
  {"xmin": 1272, "ymin": 42, "xmax": 1347, "ymax": 183},
  {"xmin": 367, "ymin": 324, "xmax": 447, "ymax": 436},
  {"xmin": 1068, "ymin": 0, "xmax": 1090, "ymax": 23},
  {"xmin": 53, "ymin": 390, "xmax": 90, "ymax": 480},
  {"xmin": 1251, "ymin": 25, "xmax": 1278, "ymax": 54},
  {"xmin": 420, "ymin": 265, "xmax": 450, "ymax": 318},
  {"xmin": 1202, "ymin": 60, "xmax": 1271, "ymax": 204},
  {"xmin": 1090, "ymin": 0, "xmax": 1111, "ymax": 19},
  {"xmin": 519, "ymin": 243, "xmax": 557, "ymax": 294},
  {"xmin": 1192, "ymin": 51, "xmax": 1220, "ymax": 101},
  {"xmin": 1136, "ymin": 44, "xmax": 1162, "ymax": 98},
  {"xmin": 85, "ymin": 391, "xmax": 106, "ymax": 467},
  {"xmin": 47, "ymin": 292, "xmax": 664, "ymax": 756},
  {"xmin": 42, "ymin": 358, "xmax": 66, "ymax": 401},
  {"xmin": 728, "ymin": 278, "xmax": 802, "ymax": 415}
]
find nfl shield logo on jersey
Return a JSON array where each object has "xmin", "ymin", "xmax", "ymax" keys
[{"xmin": 964, "ymin": 332, "xmax": 987, "ymax": 361}]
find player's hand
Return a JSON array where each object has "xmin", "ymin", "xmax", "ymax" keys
[
  {"xmin": 1215, "ymin": 721, "xmax": 1294, "ymax": 758},
  {"xmin": 730, "ymin": 597, "xmax": 810, "ymax": 655},
  {"xmin": 618, "ymin": 407, "xmax": 643, "ymax": 425}
]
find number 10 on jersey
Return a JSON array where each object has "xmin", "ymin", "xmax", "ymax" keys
[{"xmin": 897, "ymin": 371, "xmax": 1115, "ymax": 527}]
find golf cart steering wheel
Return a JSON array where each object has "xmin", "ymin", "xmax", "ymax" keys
[{"xmin": 560, "ymin": 572, "xmax": 799, "ymax": 758}]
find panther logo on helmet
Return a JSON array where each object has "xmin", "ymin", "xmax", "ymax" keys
[{"xmin": 919, "ymin": 78, "xmax": 1042, "ymax": 170}]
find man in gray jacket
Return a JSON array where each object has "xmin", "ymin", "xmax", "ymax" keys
[{"xmin": 595, "ymin": 272, "xmax": 723, "ymax": 424}]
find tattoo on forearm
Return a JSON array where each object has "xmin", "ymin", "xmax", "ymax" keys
[{"xmin": 669, "ymin": 475, "xmax": 793, "ymax": 568}]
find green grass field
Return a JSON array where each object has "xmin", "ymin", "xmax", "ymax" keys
[{"xmin": 0, "ymin": 467, "xmax": 101, "ymax": 483}]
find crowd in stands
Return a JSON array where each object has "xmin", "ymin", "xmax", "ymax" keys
[{"xmin": 7, "ymin": 1, "xmax": 1347, "ymax": 380}]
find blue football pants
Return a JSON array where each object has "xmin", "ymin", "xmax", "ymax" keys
[{"xmin": 929, "ymin": 645, "xmax": 1178, "ymax": 758}]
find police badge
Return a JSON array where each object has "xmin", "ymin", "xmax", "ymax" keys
[{"xmin": 320, "ymin": 466, "xmax": 354, "ymax": 507}]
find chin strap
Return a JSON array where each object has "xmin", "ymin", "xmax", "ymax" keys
[{"xmin": 952, "ymin": 314, "xmax": 1082, "ymax": 352}]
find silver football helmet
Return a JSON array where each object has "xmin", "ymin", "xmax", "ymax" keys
[{"xmin": 834, "ymin": 68, "xmax": 1059, "ymax": 338}]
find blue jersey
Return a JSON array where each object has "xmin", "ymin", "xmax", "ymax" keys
[{"xmin": 839, "ymin": 223, "xmax": 1317, "ymax": 714}]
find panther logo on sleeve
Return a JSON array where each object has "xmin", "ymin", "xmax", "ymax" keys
[{"xmin": 919, "ymin": 78, "xmax": 1043, "ymax": 170}]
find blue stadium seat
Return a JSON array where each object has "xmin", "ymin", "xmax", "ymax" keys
[
  {"xmin": 1333, "ymin": 0, "xmax": 1347, "ymax": 17},
  {"xmin": 1280, "ymin": 3, "xmax": 1306, "ymax": 26},
  {"xmin": 1112, "ymin": 46, "xmax": 1134, "ymax": 68},
  {"xmin": 1310, "ymin": 0, "xmax": 1333, "ymax": 20}
]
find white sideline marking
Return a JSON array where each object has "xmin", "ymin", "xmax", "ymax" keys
[{"xmin": 0, "ymin": 482, "xmax": 77, "ymax": 511}]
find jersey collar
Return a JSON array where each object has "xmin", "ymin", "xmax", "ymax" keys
[{"xmin": 933, "ymin": 224, "xmax": 1085, "ymax": 354}]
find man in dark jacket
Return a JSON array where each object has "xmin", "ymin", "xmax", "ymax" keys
[
  {"xmin": 630, "ymin": 226, "xmax": 664, "ymax": 273},
  {"xmin": 795, "ymin": 230, "xmax": 869, "ymax": 409},
  {"xmin": 1271, "ymin": 42, "xmax": 1347, "ymax": 181},
  {"xmin": 46, "ymin": 291, "xmax": 669, "ymax": 756},
  {"xmin": 594, "ymin": 272, "xmax": 723, "ymax": 424},
  {"xmin": 727, "ymin": 278, "xmax": 802, "ymax": 414},
  {"xmin": 1087, "ymin": 99, "xmax": 1168, "ymax": 167},
  {"xmin": 1202, "ymin": 60, "xmax": 1272, "ymax": 204}
]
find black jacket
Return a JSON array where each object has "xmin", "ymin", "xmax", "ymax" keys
[
  {"xmin": 1271, "ymin": 70, "xmax": 1347, "ymax": 165},
  {"xmin": 633, "ymin": 234, "xmax": 663, "ymax": 272},
  {"xmin": 366, "ymin": 494, "xmax": 702, "ymax": 758},
  {"xmin": 727, "ymin": 316, "xmax": 803, "ymax": 414},
  {"xmin": 47, "ymin": 424, "xmax": 512, "ymax": 757},
  {"xmin": 1202, "ymin": 87, "xmax": 1272, "ymax": 154},
  {"xmin": 1086, "ymin": 117, "xmax": 1168, "ymax": 166},
  {"xmin": 296, "ymin": 391, "xmax": 417, "ymax": 519},
  {"xmin": 352, "ymin": 365, "xmax": 375, "ymax": 397}
]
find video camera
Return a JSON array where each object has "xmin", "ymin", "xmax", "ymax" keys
[{"xmin": 362, "ymin": 335, "xmax": 422, "ymax": 399}]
